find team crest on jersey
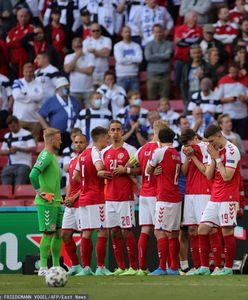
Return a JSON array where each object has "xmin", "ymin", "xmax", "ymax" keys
[
  {"xmin": 81, "ymin": 156, "xmax": 86, "ymax": 161},
  {"xmin": 36, "ymin": 161, "xmax": 43, "ymax": 167},
  {"xmin": 144, "ymin": 151, "xmax": 151, "ymax": 156},
  {"xmin": 118, "ymin": 153, "xmax": 124, "ymax": 159},
  {"xmin": 50, "ymin": 223, "xmax": 56, "ymax": 230}
]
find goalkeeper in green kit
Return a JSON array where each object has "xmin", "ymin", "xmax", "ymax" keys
[{"xmin": 29, "ymin": 128, "xmax": 63, "ymax": 276}]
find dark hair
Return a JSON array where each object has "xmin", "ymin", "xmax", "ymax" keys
[
  {"xmin": 158, "ymin": 127, "xmax": 175, "ymax": 143},
  {"xmin": 180, "ymin": 129, "xmax": 197, "ymax": 145},
  {"xmin": 217, "ymin": 4, "xmax": 228, "ymax": 15},
  {"xmin": 91, "ymin": 126, "xmax": 108, "ymax": 142},
  {"xmin": 228, "ymin": 61, "xmax": 240, "ymax": 70},
  {"xmin": 204, "ymin": 125, "xmax": 221, "ymax": 138},
  {"xmin": 71, "ymin": 127, "xmax": 82, "ymax": 134},
  {"xmin": 6, "ymin": 115, "xmax": 19, "ymax": 125},
  {"xmin": 109, "ymin": 119, "xmax": 122, "ymax": 127},
  {"xmin": 104, "ymin": 70, "xmax": 116, "ymax": 82},
  {"xmin": 176, "ymin": 115, "xmax": 187, "ymax": 126}
]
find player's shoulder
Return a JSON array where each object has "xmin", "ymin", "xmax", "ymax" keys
[
  {"xmin": 38, "ymin": 149, "xmax": 52, "ymax": 161},
  {"xmin": 123, "ymin": 142, "xmax": 137, "ymax": 154},
  {"xmin": 101, "ymin": 144, "xmax": 112, "ymax": 157},
  {"xmin": 225, "ymin": 141, "xmax": 240, "ymax": 155}
]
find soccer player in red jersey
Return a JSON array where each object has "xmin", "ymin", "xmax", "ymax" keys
[
  {"xmin": 101, "ymin": 120, "xmax": 139, "ymax": 276},
  {"xmin": 147, "ymin": 127, "xmax": 182, "ymax": 275},
  {"xmin": 74, "ymin": 127, "xmax": 112, "ymax": 276},
  {"xmin": 180, "ymin": 129, "xmax": 212, "ymax": 274},
  {"xmin": 62, "ymin": 134, "xmax": 88, "ymax": 275},
  {"xmin": 191, "ymin": 125, "xmax": 241, "ymax": 276},
  {"xmin": 132, "ymin": 120, "xmax": 168, "ymax": 275}
]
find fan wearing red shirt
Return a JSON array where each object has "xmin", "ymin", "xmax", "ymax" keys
[
  {"xmin": 180, "ymin": 129, "xmax": 212, "ymax": 273},
  {"xmin": 74, "ymin": 126, "xmax": 112, "ymax": 276},
  {"xmin": 62, "ymin": 134, "xmax": 88, "ymax": 276},
  {"xmin": 101, "ymin": 120, "xmax": 139, "ymax": 276},
  {"xmin": 147, "ymin": 127, "xmax": 182, "ymax": 276},
  {"xmin": 132, "ymin": 120, "xmax": 168, "ymax": 275},
  {"xmin": 192, "ymin": 125, "xmax": 241, "ymax": 276}
]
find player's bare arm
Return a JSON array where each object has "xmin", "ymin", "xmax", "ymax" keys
[{"xmin": 72, "ymin": 169, "xmax": 80, "ymax": 182}]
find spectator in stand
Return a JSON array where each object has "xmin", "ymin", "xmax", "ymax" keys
[
  {"xmin": 122, "ymin": 104, "xmax": 148, "ymax": 148},
  {"xmin": 0, "ymin": 115, "xmax": 36, "ymax": 185},
  {"xmin": 147, "ymin": 110, "xmax": 161, "ymax": 140},
  {"xmin": 187, "ymin": 106, "xmax": 215, "ymax": 137},
  {"xmin": 140, "ymin": 0, "xmax": 174, "ymax": 46},
  {"xmin": 207, "ymin": 47, "xmax": 227, "ymax": 83},
  {"xmin": 174, "ymin": 10, "xmax": 203, "ymax": 87},
  {"xmin": 215, "ymin": 62, "xmax": 248, "ymax": 139},
  {"xmin": 158, "ymin": 98, "xmax": 180, "ymax": 132},
  {"xmin": 44, "ymin": 7, "xmax": 69, "ymax": 61},
  {"xmin": 0, "ymin": 39, "xmax": 9, "ymax": 77},
  {"xmin": 0, "ymin": 73, "xmax": 13, "ymax": 129},
  {"xmin": 35, "ymin": 52, "xmax": 61, "ymax": 104},
  {"xmin": 173, "ymin": 115, "xmax": 190, "ymax": 151},
  {"xmin": 181, "ymin": 44, "xmax": 215, "ymax": 104},
  {"xmin": 233, "ymin": 45, "xmax": 248, "ymax": 75},
  {"xmin": 0, "ymin": 0, "xmax": 15, "ymax": 40},
  {"xmin": 74, "ymin": 91, "xmax": 112, "ymax": 142},
  {"xmin": 114, "ymin": 26, "xmax": 143, "ymax": 93},
  {"xmin": 74, "ymin": 9, "xmax": 92, "ymax": 40},
  {"xmin": 64, "ymin": 37, "xmax": 95, "ymax": 108},
  {"xmin": 12, "ymin": 63, "xmax": 43, "ymax": 141},
  {"xmin": 229, "ymin": 0, "xmax": 245, "ymax": 25},
  {"xmin": 97, "ymin": 0, "xmax": 117, "ymax": 37},
  {"xmin": 6, "ymin": 8, "xmax": 34, "ymax": 78},
  {"xmin": 97, "ymin": 70, "xmax": 126, "ymax": 119},
  {"xmin": 179, "ymin": 0, "xmax": 212, "ymax": 25},
  {"xmin": 83, "ymin": 23, "xmax": 112, "ymax": 88},
  {"xmin": 199, "ymin": 24, "xmax": 227, "ymax": 65},
  {"xmin": 233, "ymin": 18, "xmax": 248, "ymax": 51},
  {"xmin": 213, "ymin": 5, "xmax": 239, "ymax": 53},
  {"xmin": 145, "ymin": 24, "xmax": 173, "ymax": 100},
  {"xmin": 187, "ymin": 77, "xmax": 222, "ymax": 117},
  {"xmin": 218, "ymin": 113, "xmax": 245, "ymax": 156},
  {"xmin": 37, "ymin": 77, "xmax": 80, "ymax": 152},
  {"xmin": 117, "ymin": 90, "xmax": 149, "ymax": 128}
]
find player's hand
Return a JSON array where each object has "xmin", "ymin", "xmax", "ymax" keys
[
  {"xmin": 239, "ymin": 94, "xmax": 247, "ymax": 103},
  {"xmin": 207, "ymin": 144, "xmax": 219, "ymax": 159},
  {"xmin": 182, "ymin": 146, "xmax": 194, "ymax": 157},
  {"xmin": 64, "ymin": 197, "xmax": 74, "ymax": 207},
  {"xmin": 98, "ymin": 170, "xmax": 113, "ymax": 179},
  {"xmin": 113, "ymin": 165, "xmax": 127, "ymax": 176},
  {"xmin": 154, "ymin": 166, "xmax": 162, "ymax": 176},
  {"xmin": 39, "ymin": 192, "xmax": 55, "ymax": 202}
]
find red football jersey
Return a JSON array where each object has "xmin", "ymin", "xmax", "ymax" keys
[
  {"xmin": 182, "ymin": 142, "xmax": 212, "ymax": 195},
  {"xmin": 76, "ymin": 146, "xmax": 105, "ymax": 206},
  {"xmin": 135, "ymin": 142, "xmax": 160, "ymax": 197},
  {"xmin": 68, "ymin": 156, "xmax": 81, "ymax": 208},
  {"xmin": 150, "ymin": 146, "xmax": 181, "ymax": 203},
  {"xmin": 102, "ymin": 143, "xmax": 136, "ymax": 201},
  {"xmin": 207, "ymin": 141, "xmax": 241, "ymax": 202}
]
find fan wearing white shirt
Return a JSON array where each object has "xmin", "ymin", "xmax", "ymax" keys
[
  {"xmin": 35, "ymin": 52, "xmax": 60, "ymax": 104},
  {"xmin": 64, "ymin": 37, "xmax": 95, "ymax": 108},
  {"xmin": 12, "ymin": 63, "xmax": 43, "ymax": 141},
  {"xmin": 0, "ymin": 73, "xmax": 13, "ymax": 129},
  {"xmin": 97, "ymin": 70, "xmax": 126, "ymax": 119},
  {"xmin": 114, "ymin": 26, "xmax": 143, "ymax": 93},
  {"xmin": 83, "ymin": 23, "xmax": 112, "ymax": 88}
]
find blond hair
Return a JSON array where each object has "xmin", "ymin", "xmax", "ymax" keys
[
  {"xmin": 153, "ymin": 120, "xmax": 168, "ymax": 135},
  {"xmin": 43, "ymin": 128, "xmax": 61, "ymax": 143}
]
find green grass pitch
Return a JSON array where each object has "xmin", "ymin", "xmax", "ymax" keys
[{"xmin": 1, "ymin": 275, "xmax": 248, "ymax": 300}]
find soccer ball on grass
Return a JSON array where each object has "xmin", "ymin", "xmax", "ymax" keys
[{"xmin": 45, "ymin": 267, "xmax": 68, "ymax": 287}]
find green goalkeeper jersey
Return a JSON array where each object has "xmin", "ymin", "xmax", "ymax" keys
[{"xmin": 31, "ymin": 149, "xmax": 61, "ymax": 206}]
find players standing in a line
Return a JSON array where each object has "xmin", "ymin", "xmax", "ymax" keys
[
  {"xmin": 29, "ymin": 128, "xmax": 63, "ymax": 276},
  {"xmin": 192, "ymin": 125, "xmax": 241, "ymax": 276},
  {"xmin": 101, "ymin": 120, "xmax": 139, "ymax": 276},
  {"xmin": 132, "ymin": 120, "xmax": 168, "ymax": 275},
  {"xmin": 180, "ymin": 129, "xmax": 212, "ymax": 274},
  {"xmin": 62, "ymin": 134, "xmax": 88, "ymax": 276},
  {"xmin": 74, "ymin": 127, "xmax": 112, "ymax": 276},
  {"xmin": 147, "ymin": 127, "xmax": 182, "ymax": 275}
]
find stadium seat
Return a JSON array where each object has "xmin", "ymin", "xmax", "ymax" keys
[
  {"xmin": 36, "ymin": 142, "xmax": 44, "ymax": 154},
  {"xmin": 242, "ymin": 140, "xmax": 248, "ymax": 152},
  {"xmin": 0, "ymin": 156, "xmax": 8, "ymax": 168},
  {"xmin": 241, "ymin": 154, "xmax": 248, "ymax": 169},
  {"xmin": 0, "ymin": 185, "xmax": 13, "ymax": 199},
  {"xmin": 139, "ymin": 71, "xmax": 147, "ymax": 83},
  {"xmin": 0, "ymin": 199, "xmax": 25, "ymax": 206},
  {"xmin": 242, "ymin": 169, "xmax": 248, "ymax": 180},
  {"xmin": 24, "ymin": 199, "xmax": 35, "ymax": 206},
  {"xmin": 142, "ymin": 100, "xmax": 158, "ymax": 110},
  {"xmin": 32, "ymin": 155, "xmax": 38, "ymax": 166},
  {"xmin": 0, "ymin": 128, "xmax": 8, "ymax": 141},
  {"xmin": 109, "ymin": 56, "xmax": 115, "ymax": 68},
  {"xmin": 170, "ymin": 99, "xmax": 184, "ymax": 113},
  {"xmin": 14, "ymin": 184, "xmax": 35, "ymax": 199}
]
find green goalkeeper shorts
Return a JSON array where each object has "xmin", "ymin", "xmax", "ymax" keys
[{"xmin": 36, "ymin": 205, "xmax": 63, "ymax": 232}]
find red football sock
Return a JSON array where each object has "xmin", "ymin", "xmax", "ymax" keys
[
  {"xmin": 112, "ymin": 236, "xmax": 125, "ymax": 270},
  {"xmin": 169, "ymin": 238, "xmax": 180, "ymax": 270},
  {"xmin": 223, "ymin": 234, "xmax": 235, "ymax": 268},
  {"xmin": 80, "ymin": 237, "xmax": 91, "ymax": 267},
  {"xmin": 157, "ymin": 237, "xmax": 168, "ymax": 270},
  {"xmin": 64, "ymin": 240, "xmax": 79, "ymax": 266},
  {"xmin": 138, "ymin": 232, "xmax": 149, "ymax": 270},
  {"xmin": 88, "ymin": 238, "xmax": 93, "ymax": 267},
  {"xmin": 190, "ymin": 235, "xmax": 201, "ymax": 269},
  {"xmin": 199, "ymin": 234, "xmax": 211, "ymax": 267},
  {"xmin": 125, "ymin": 232, "xmax": 137, "ymax": 270},
  {"xmin": 209, "ymin": 231, "xmax": 222, "ymax": 268},
  {"xmin": 96, "ymin": 236, "xmax": 107, "ymax": 267}
]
